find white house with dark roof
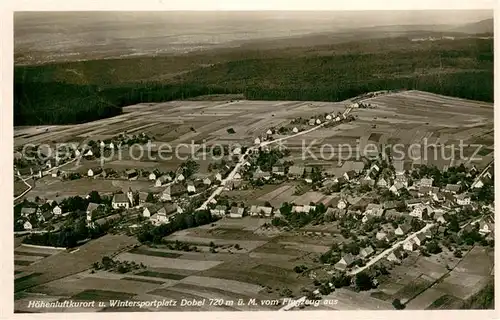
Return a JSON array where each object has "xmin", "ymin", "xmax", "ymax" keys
[
  {"xmin": 210, "ymin": 205, "xmax": 227, "ymax": 217},
  {"xmin": 250, "ymin": 205, "xmax": 273, "ymax": 217},
  {"xmin": 187, "ymin": 182, "xmax": 196, "ymax": 193},
  {"xmin": 359, "ymin": 246, "xmax": 375, "ymax": 259},
  {"xmin": 52, "ymin": 205, "xmax": 62, "ymax": 216},
  {"xmin": 403, "ymin": 239, "xmax": 418, "ymax": 251},
  {"xmin": 334, "ymin": 253, "xmax": 355, "ymax": 271},
  {"xmin": 419, "ymin": 178, "xmax": 434, "ymax": 188},
  {"xmin": 86, "ymin": 203, "xmax": 102, "ymax": 221},
  {"xmin": 455, "ymin": 193, "xmax": 471, "ymax": 206},
  {"xmin": 230, "ymin": 206, "xmax": 244, "ymax": 218},
  {"xmin": 112, "ymin": 193, "xmax": 129, "ymax": 210},
  {"xmin": 23, "ymin": 221, "xmax": 33, "ymax": 230}
]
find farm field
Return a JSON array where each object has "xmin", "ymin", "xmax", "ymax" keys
[{"xmin": 15, "ymin": 216, "xmax": 329, "ymax": 312}]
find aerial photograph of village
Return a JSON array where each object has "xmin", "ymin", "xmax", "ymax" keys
[{"xmin": 13, "ymin": 9, "xmax": 494, "ymax": 313}]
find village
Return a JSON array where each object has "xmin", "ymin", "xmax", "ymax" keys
[{"xmin": 13, "ymin": 90, "xmax": 495, "ymax": 311}]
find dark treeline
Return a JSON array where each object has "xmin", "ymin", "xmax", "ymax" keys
[
  {"xmin": 14, "ymin": 38, "xmax": 493, "ymax": 126},
  {"xmin": 14, "ymin": 81, "xmax": 236, "ymax": 126}
]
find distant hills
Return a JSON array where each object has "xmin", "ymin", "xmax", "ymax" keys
[{"xmin": 451, "ymin": 18, "xmax": 493, "ymax": 34}]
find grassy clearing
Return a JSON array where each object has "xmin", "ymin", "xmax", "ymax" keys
[
  {"xmin": 14, "ymin": 251, "xmax": 52, "ymax": 258},
  {"xmin": 121, "ymin": 277, "xmax": 165, "ymax": 285},
  {"xmin": 14, "ymin": 260, "xmax": 33, "ymax": 266},
  {"xmin": 427, "ymin": 294, "xmax": 463, "ymax": 309},
  {"xmin": 136, "ymin": 270, "xmax": 186, "ymax": 281},
  {"xmin": 72, "ymin": 289, "xmax": 135, "ymax": 301},
  {"xmin": 129, "ymin": 247, "xmax": 182, "ymax": 258},
  {"xmin": 14, "ymin": 273, "xmax": 42, "ymax": 291}
]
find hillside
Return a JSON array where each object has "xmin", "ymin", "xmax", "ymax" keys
[
  {"xmin": 452, "ymin": 18, "xmax": 493, "ymax": 34},
  {"xmin": 14, "ymin": 36, "xmax": 493, "ymax": 126}
]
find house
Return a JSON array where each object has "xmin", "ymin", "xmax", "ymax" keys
[
  {"xmin": 444, "ymin": 184, "xmax": 461, "ymax": 194},
  {"xmin": 433, "ymin": 192, "xmax": 446, "ymax": 203},
  {"xmin": 21, "ymin": 207, "xmax": 37, "ymax": 218},
  {"xmin": 87, "ymin": 167, "xmax": 103, "ymax": 177},
  {"xmin": 413, "ymin": 233, "xmax": 427, "ymax": 246},
  {"xmin": 370, "ymin": 164, "xmax": 380, "ymax": 172},
  {"xmin": 250, "ymin": 205, "xmax": 273, "ymax": 217},
  {"xmin": 308, "ymin": 119, "xmax": 316, "ymax": 126},
  {"xmin": 343, "ymin": 170, "xmax": 357, "ymax": 181},
  {"xmin": 266, "ymin": 129, "xmax": 273, "ymax": 135},
  {"xmin": 109, "ymin": 142, "xmax": 115, "ymax": 149},
  {"xmin": 419, "ymin": 178, "xmax": 434, "ymax": 187},
  {"xmin": 334, "ymin": 254, "xmax": 355, "ymax": 271},
  {"xmin": 292, "ymin": 127, "xmax": 299, "ymax": 133},
  {"xmin": 84, "ymin": 149, "xmax": 93, "ymax": 157},
  {"xmin": 112, "ymin": 193, "xmax": 130, "ymax": 209},
  {"xmin": 393, "ymin": 160, "xmax": 405, "ymax": 174},
  {"xmin": 316, "ymin": 119, "xmax": 322, "ymax": 125},
  {"xmin": 337, "ymin": 199, "xmax": 347, "ymax": 210},
  {"xmin": 37, "ymin": 210, "xmax": 53, "ymax": 223},
  {"xmin": 455, "ymin": 194, "xmax": 471, "ymax": 206},
  {"xmin": 176, "ymin": 174, "xmax": 185, "ymax": 182},
  {"xmin": 143, "ymin": 203, "xmax": 162, "ymax": 218},
  {"xmin": 226, "ymin": 179, "xmax": 243, "ymax": 191},
  {"xmin": 405, "ymin": 198, "xmax": 423, "ymax": 208},
  {"xmin": 253, "ymin": 168, "xmax": 271, "ymax": 180},
  {"xmin": 434, "ymin": 212, "xmax": 447, "ymax": 224},
  {"xmin": 383, "ymin": 200, "xmax": 402, "ymax": 211},
  {"xmin": 478, "ymin": 218, "xmax": 494, "ymax": 235},
  {"xmin": 376, "ymin": 231, "xmax": 388, "ymax": 241},
  {"xmin": 210, "ymin": 205, "xmax": 227, "ymax": 217},
  {"xmin": 154, "ymin": 175, "xmax": 169, "ymax": 187},
  {"xmin": 472, "ymin": 179, "xmax": 484, "ymax": 189},
  {"xmin": 100, "ymin": 141, "xmax": 105, "ymax": 148},
  {"xmin": 138, "ymin": 192, "xmax": 149, "ymax": 204},
  {"xmin": 23, "ymin": 221, "xmax": 33, "ymax": 230},
  {"xmin": 272, "ymin": 166, "xmax": 285, "ymax": 176},
  {"xmin": 86, "ymin": 203, "xmax": 102, "ymax": 221},
  {"xmin": 387, "ymin": 247, "xmax": 404, "ymax": 263},
  {"xmin": 418, "ymin": 186, "xmax": 439, "ymax": 197},
  {"xmin": 230, "ymin": 206, "xmax": 245, "ymax": 218},
  {"xmin": 160, "ymin": 186, "xmax": 172, "ymax": 202},
  {"xmin": 288, "ymin": 166, "xmax": 305, "ymax": 179},
  {"xmin": 150, "ymin": 204, "xmax": 178, "ymax": 226},
  {"xmin": 385, "ymin": 209, "xmax": 403, "ymax": 220},
  {"xmin": 395, "ymin": 174, "xmax": 408, "ymax": 187},
  {"xmin": 292, "ymin": 205, "xmax": 316, "ymax": 214},
  {"xmin": 389, "ymin": 182, "xmax": 405, "ymax": 195},
  {"xmin": 359, "ymin": 246, "xmax": 375, "ymax": 259},
  {"xmin": 395, "ymin": 224, "xmax": 411, "ymax": 236},
  {"xmin": 364, "ymin": 204, "xmax": 384, "ymax": 218},
  {"xmin": 234, "ymin": 172, "xmax": 242, "ymax": 180},
  {"xmin": 410, "ymin": 204, "xmax": 433, "ymax": 220},
  {"xmin": 203, "ymin": 177, "xmax": 212, "ymax": 186},
  {"xmin": 377, "ymin": 177, "xmax": 389, "ymax": 188},
  {"xmin": 215, "ymin": 172, "xmax": 223, "ymax": 181},
  {"xmin": 254, "ymin": 137, "xmax": 261, "ymax": 145},
  {"xmin": 361, "ymin": 176, "xmax": 375, "ymax": 186},
  {"xmin": 125, "ymin": 169, "xmax": 138, "ymax": 180},
  {"xmin": 187, "ymin": 182, "xmax": 196, "ymax": 194},
  {"xmin": 326, "ymin": 114, "xmax": 332, "ymax": 120},
  {"xmin": 403, "ymin": 239, "xmax": 418, "ymax": 251},
  {"xmin": 52, "ymin": 206, "xmax": 62, "ymax": 216}
]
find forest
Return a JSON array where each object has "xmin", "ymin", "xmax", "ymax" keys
[{"xmin": 14, "ymin": 36, "xmax": 493, "ymax": 126}]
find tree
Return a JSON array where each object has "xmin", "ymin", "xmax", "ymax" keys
[
  {"xmin": 88, "ymin": 191, "xmax": 101, "ymax": 203},
  {"xmin": 392, "ymin": 298, "xmax": 405, "ymax": 310},
  {"xmin": 426, "ymin": 240, "xmax": 442, "ymax": 254},
  {"xmin": 355, "ymin": 272, "xmax": 374, "ymax": 291},
  {"xmin": 146, "ymin": 192, "xmax": 155, "ymax": 203}
]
